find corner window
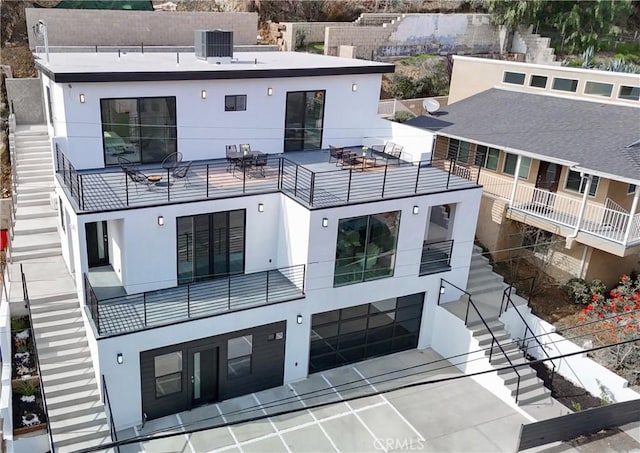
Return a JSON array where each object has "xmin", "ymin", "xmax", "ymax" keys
[
  {"xmin": 154, "ymin": 352, "xmax": 182, "ymax": 398},
  {"xmin": 475, "ymin": 145, "xmax": 500, "ymax": 171},
  {"xmin": 503, "ymin": 71, "xmax": 525, "ymax": 85},
  {"xmin": 619, "ymin": 85, "xmax": 640, "ymax": 101},
  {"xmin": 552, "ymin": 77, "xmax": 578, "ymax": 92},
  {"xmin": 628, "ymin": 184, "xmax": 637, "ymax": 195},
  {"xmin": 503, "ymin": 153, "xmax": 531, "ymax": 179},
  {"xmin": 565, "ymin": 170, "xmax": 599, "ymax": 196},
  {"xmin": 225, "ymin": 95, "xmax": 247, "ymax": 111},
  {"xmin": 228, "ymin": 335, "xmax": 252, "ymax": 378},
  {"xmin": 584, "ymin": 81, "xmax": 613, "ymax": 97},
  {"xmin": 530, "ymin": 75, "xmax": 547, "ymax": 89},
  {"xmin": 334, "ymin": 211, "xmax": 401, "ymax": 287}
]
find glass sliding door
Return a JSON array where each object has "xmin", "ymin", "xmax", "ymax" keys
[
  {"xmin": 177, "ymin": 210, "xmax": 245, "ymax": 284},
  {"xmin": 284, "ymin": 90, "xmax": 325, "ymax": 152}
]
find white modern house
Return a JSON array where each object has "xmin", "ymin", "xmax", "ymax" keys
[{"xmin": 31, "ymin": 32, "xmax": 483, "ymax": 439}]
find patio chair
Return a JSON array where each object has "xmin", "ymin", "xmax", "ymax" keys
[
  {"xmin": 329, "ymin": 145, "xmax": 344, "ymax": 165},
  {"xmin": 161, "ymin": 152, "xmax": 183, "ymax": 173},
  {"xmin": 225, "ymin": 145, "xmax": 239, "ymax": 172},
  {"xmin": 171, "ymin": 160, "xmax": 192, "ymax": 187},
  {"xmin": 233, "ymin": 154, "xmax": 254, "ymax": 177},
  {"xmin": 252, "ymin": 153, "xmax": 268, "ymax": 177},
  {"xmin": 239, "ymin": 143, "xmax": 251, "ymax": 155},
  {"xmin": 125, "ymin": 169, "xmax": 158, "ymax": 193}
]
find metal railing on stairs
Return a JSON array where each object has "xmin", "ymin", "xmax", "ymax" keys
[
  {"xmin": 500, "ymin": 277, "xmax": 555, "ymax": 389},
  {"xmin": 101, "ymin": 375, "xmax": 120, "ymax": 453},
  {"xmin": 438, "ymin": 278, "xmax": 523, "ymax": 403},
  {"xmin": 21, "ymin": 264, "xmax": 54, "ymax": 452}
]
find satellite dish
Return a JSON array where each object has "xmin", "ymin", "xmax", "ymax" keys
[{"xmin": 423, "ymin": 98, "xmax": 440, "ymax": 114}]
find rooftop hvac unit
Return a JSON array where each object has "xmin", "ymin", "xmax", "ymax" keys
[{"xmin": 195, "ymin": 30, "xmax": 234, "ymax": 63}]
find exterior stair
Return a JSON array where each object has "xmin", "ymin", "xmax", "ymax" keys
[{"xmin": 9, "ymin": 124, "xmax": 113, "ymax": 452}]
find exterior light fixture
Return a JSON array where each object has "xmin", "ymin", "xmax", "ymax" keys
[
  {"xmin": 157, "ymin": 215, "xmax": 165, "ymax": 226},
  {"xmin": 116, "ymin": 353, "xmax": 124, "ymax": 364},
  {"xmin": 201, "ymin": 90, "xmax": 207, "ymax": 99},
  {"xmin": 258, "ymin": 203, "xmax": 264, "ymax": 212},
  {"xmin": 413, "ymin": 206, "xmax": 420, "ymax": 215},
  {"xmin": 322, "ymin": 218, "xmax": 329, "ymax": 228},
  {"xmin": 440, "ymin": 285, "xmax": 445, "ymax": 295},
  {"xmin": 267, "ymin": 87, "xmax": 273, "ymax": 96},
  {"xmin": 297, "ymin": 315, "xmax": 303, "ymax": 325},
  {"xmin": 351, "ymin": 83, "xmax": 358, "ymax": 92},
  {"xmin": 79, "ymin": 94, "xmax": 86, "ymax": 103}
]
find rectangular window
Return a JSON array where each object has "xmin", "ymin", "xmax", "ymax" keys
[
  {"xmin": 101, "ymin": 97, "xmax": 176, "ymax": 166},
  {"xmin": 446, "ymin": 138, "xmax": 470, "ymax": 162},
  {"xmin": 225, "ymin": 95, "xmax": 247, "ymax": 111},
  {"xmin": 228, "ymin": 335, "xmax": 252, "ymax": 378},
  {"xmin": 619, "ymin": 85, "xmax": 640, "ymax": 101},
  {"xmin": 530, "ymin": 75, "xmax": 548, "ymax": 89},
  {"xmin": 59, "ymin": 198, "xmax": 65, "ymax": 232},
  {"xmin": 552, "ymin": 77, "xmax": 578, "ymax": 92},
  {"xmin": 584, "ymin": 81, "xmax": 613, "ymax": 97},
  {"xmin": 503, "ymin": 153, "xmax": 531, "ymax": 179},
  {"xmin": 503, "ymin": 71, "xmax": 526, "ymax": 85},
  {"xmin": 154, "ymin": 352, "xmax": 182, "ymax": 398},
  {"xmin": 46, "ymin": 86, "xmax": 54, "ymax": 124},
  {"xmin": 334, "ymin": 211, "xmax": 401, "ymax": 287},
  {"xmin": 565, "ymin": 170, "xmax": 599, "ymax": 196},
  {"xmin": 446, "ymin": 138, "xmax": 459, "ymax": 160},
  {"xmin": 475, "ymin": 145, "xmax": 500, "ymax": 171},
  {"xmin": 629, "ymin": 184, "xmax": 637, "ymax": 195},
  {"xmin": 177, "ymin": 209, "xmax": 245, "ymax": 284}
]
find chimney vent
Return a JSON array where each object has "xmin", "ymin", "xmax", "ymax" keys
[{"xmin": 195, "ymin": 30, "xmax": 234, "ymax": 64}]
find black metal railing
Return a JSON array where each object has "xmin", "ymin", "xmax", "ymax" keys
[
  {"xmin": 54, "ymin": 144, "xmax": 479, "ymax": 213},
  {"xmin": 85, "ymin": 264, "xmax": 306, "ymax": 336},
  {"xmin": 21, "ymin": 264, "xmax": 54, "ymax": 451},
  {"xmin": 102, "ymin": 375, "xmax": 120, "ymax": 453},
  {"xmin": 438, "ymin": 278, "xmax": 523, "ymax": 403},
  {"xmin": 500, "ymin": 278, "xmax": 555, "ymax": 389},
  {"xmin": 419, "ymin": 239, "xmax": 454, "ymax": 275}
]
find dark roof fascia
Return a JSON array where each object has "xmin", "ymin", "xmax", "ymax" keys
[{"xmin": 37, "ymin": 63, "xmax": 395, "ymax": 83}]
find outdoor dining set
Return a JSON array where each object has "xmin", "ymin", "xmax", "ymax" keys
[
  {"xmin": 328, "ymin": 141, "xmax": 404, "ymax": 171},
  {"xmin": 225, "ymin": 144, "xmax": 268, "ymax": 177}
]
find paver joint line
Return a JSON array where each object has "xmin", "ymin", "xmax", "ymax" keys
[
  {"xmin": 288, "ymin": 383, "xmax": 340, "ymax": 453},
  {"xmin": 251, "ymin": 392, "xmax": 291, "ymax": 453}
]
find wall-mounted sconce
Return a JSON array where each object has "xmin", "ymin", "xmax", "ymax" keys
[
  {"xmin": 116, "ymin": 353, "xmax": 124, "ymax": 365},
  {"xmin": 267, "ymin": 87, "xmax": 273, "ymax": 96},
  {"xmin": 412, "ymin": 206, "xmax": 420, "ymax": 215},
  {"xmin": 258, "ymin": 203, "xmax": 264, "ymax": 212},
  {"xmin": 157, "ymin": 215, "xmax": 165, "ymax": 226},
  {"xmin": 201, "ymin": 90, "xmax": 207, "ymax": 99},
  {"xmin": 296, "ymin": 315, "xmax": 303, "ymax": 325},
  {"xmin": 440, "ymin": 285, "xmax": 446, "ymax": 295},
  {"xmin": 79, "ymin": 94, "xmax": 86, "ymax": 103},
  {"xmin": 351, "ymin": 83, "xmax": 358, "ymax": 92},
  {"xmin": 322, "ymin": 218, "xmax": 329, "ymax": 228}
]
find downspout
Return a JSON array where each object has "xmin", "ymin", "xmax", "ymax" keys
[
  {"xmin": 622, "ymin": 186, "xmax": 640, "ymax": 245},
  {"xmin": 508, "ymin": 155, "xmax": 522, "ymax": 206},
  {"xmin": 578, "ymin": 244, "xmax": 590, "ymax": 279},
  {"xmin": 566, "ymin": 173, "xmax": 592, "ymax": 248}
]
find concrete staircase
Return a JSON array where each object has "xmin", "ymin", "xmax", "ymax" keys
[
  {"xmin": 9, "ymin": 125, "xmax": 112, "ymax": 452},
  {"xmin": 513, "ymin": 26, "xmax": 556, "ymax": 64}
]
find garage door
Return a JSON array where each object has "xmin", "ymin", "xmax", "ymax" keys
[{"xmin": 309, "ymin": 293, "xmax": 424, "ymax": 373}]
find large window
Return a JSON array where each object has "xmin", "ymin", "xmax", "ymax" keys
[
  {"xmin": 284, "ymin": 90, "xmax": 326, "ymax": 152},
  {"xmin": 154, "ymin": 352, "xmax": 183, "ymax": 398},
  {"xmin": 177, "ymin": 210, "xmax": 245, "ymax": 284},
  {"xmin": 565, "ymin": 170, "xmax": 599, "ymax": 196},
  {"xmin": 334, "ymin": 211, "xmax": 400, "ymax": 287},
  {"xmin": 227, "ymin": 335, "xmax": 252, "ymax": 378},
  {"xmin": 503, "ymin": 153, "xmax": 531, "ymax": 179},
  {"xmin": 447, "ymin": 138, "xmax": 470, "ymax": 163},
  {"xmin": 474, "ymin": 145, "xmax": 500, "ymax": 171},
  {"xmin": 225, "ymin": 95, "xmax": 247, "ymax": 111},
  {"xmin": 101, "ymin": 97, "xmax": 176, "ymax": 166}
]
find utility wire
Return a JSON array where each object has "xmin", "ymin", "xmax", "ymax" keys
[{"xmin": 73, "ymin": 336, "xmax": 640, "ymax": 453}]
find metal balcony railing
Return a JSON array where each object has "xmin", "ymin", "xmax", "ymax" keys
[{"xmin": 419, "ymin": 239, "xmax": 453, "ymax": 276}]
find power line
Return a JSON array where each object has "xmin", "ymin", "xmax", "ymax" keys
[{"xmin": 73, "ymin": 336, "xmax": 640, "ymax": 453}]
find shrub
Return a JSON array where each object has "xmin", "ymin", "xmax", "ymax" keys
[
  {"xmin": 15, "ymin": 380, "xmax": 38, "ymax": 397},
  {"xmin": 393, "ymin": 111, "xmax": 414, "ymax": 123},
  {"xmin": 563, "ymin": 277, "xmax": 606, "ymax": 304}
]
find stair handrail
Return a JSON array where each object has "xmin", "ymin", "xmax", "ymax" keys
[
  {"xmin": 500, "ymin": 279, "xmax": 555, "ymax": 390},
  {"xmin": 21, "ymin": 264, "xmax": 54, "ymax": 451},
  {"xmin": 440, "ymin": 278, "xmax": 522, "ymax": 403},
  {"xmin": 101, "ymin": 375, "xmax": 120, "ymax": 453}
]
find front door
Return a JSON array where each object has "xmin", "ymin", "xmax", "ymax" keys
[
  {"xmin": 188, "ymin": 346, "xmax": 219, "ymax": 408},
  {"xmin": 284, "ymin": 90, "xmax": 325, "ymax": 152},
  {"xmin": 533, "ymin": 161, "xmax": 561, "ymax": 210},
  {"xmin": 86, "ymin": 221, "xmax": 109, "ymax": 267}
]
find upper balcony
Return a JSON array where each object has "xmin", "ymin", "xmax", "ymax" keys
[{"xmin": 54, "ymin": 145, "xmax": 480, "ymax": 213}]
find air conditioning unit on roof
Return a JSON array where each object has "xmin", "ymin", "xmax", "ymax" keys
[{"xmin": 195, "ymin": 30, "xmax": 234, "ymax": 64}]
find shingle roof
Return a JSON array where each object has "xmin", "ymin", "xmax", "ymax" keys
[{"xmin": 406, "ymin": 88, "xmax": 640, "ymax": 182}]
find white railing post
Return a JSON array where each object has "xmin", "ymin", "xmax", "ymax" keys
[
  {"xmin": 571, "ymin": 174, "xmax": 592, "ymax": 237},
  {"xmin": 508, "ymin": 155, "xmax": 522, "ymax": 206},
  {"xmin": 623, "ymin": 187, "xmax": 640, "ymax": 245}
]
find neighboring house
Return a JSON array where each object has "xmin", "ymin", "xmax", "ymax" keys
[
  {"xmin": 35, "ymin": 35, "xmax": 482, "ymax": 429},
  {"xmin": 408, "ymin": 56, "xmax": 640, "ymax": 287}
]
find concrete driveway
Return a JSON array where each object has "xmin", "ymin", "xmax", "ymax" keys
[{"xmin": 117, "ymin": 349, "xmax": 534, "ymax": 452}]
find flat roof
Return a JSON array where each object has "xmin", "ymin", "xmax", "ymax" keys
[
  {"xmin": 407, "ymin": 88, "xmax": 640, "ymax": 183},
  {"xmin": 35, "ymin": 50, "xmax": 395, "ymax": 83}
]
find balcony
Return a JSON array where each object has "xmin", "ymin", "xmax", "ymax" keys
[
  {"xmin": 419, "ymin": 239, "xmax": 454, "ymax": 275},
  {"xmin": 55, "ymin": 146, "xmax": 480, "ymax": 213},
  {"xmin": 478, "ymin": 172, "xmax": 640, "ymax": 247},
  {"xmin": 84, "ymin": 265, "xmax": 305, "ymax": 337}
]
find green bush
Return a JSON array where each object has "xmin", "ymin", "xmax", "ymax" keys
[
  {"xmin": 392, "ymin": 111, "xmax": 414, "ymax": 123},
  {"xmin": 563, "ymin": 277, "xmax": 607, "ymax": 304}
]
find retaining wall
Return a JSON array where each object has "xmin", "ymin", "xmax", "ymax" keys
[{"xmin": 5, "ymin": 78, "xmax": 44, "ymax": 125}]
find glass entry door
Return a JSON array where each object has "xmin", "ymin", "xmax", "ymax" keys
[
  {"xmin": 188, "ymin": 346, "xmax": 219, "ymax": 408},
  {"xmin": 284, "ymin": 91, "xmax": 325, "ymax": 152},
  {"xmin": 86, "ymin": 221, "xmax": 109, "ymax": 268}
]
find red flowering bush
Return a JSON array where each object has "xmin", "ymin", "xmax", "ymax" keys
[{"xmin": 576, "ymin": 274, "xmax": 640, "ymax": 386}]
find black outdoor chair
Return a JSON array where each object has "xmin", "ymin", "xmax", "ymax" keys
[
  {"xmin": 252, "ymin": 153, "xmax": 268, "ymax": 177},
  {"xmin": 125, "ymin": 169, "xmax": 158, "ymax": 193},
  {"xmin": 329, "ymin": 145, "xmax": 344, "ymax": 165},
  {"xmin": 171, "ymin": 160, "xmax": 192, "ymax": 187},
  {"xmin": 225, "ymin": 145, "xmax": 239, "ymax": 172},
  {"xmin": 161, "ymin": 152, "xmax": 183, "ymax": 173},
  {"xmin": 233, "ymin": 155, "xmax": 254, "ymax": 177}
]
